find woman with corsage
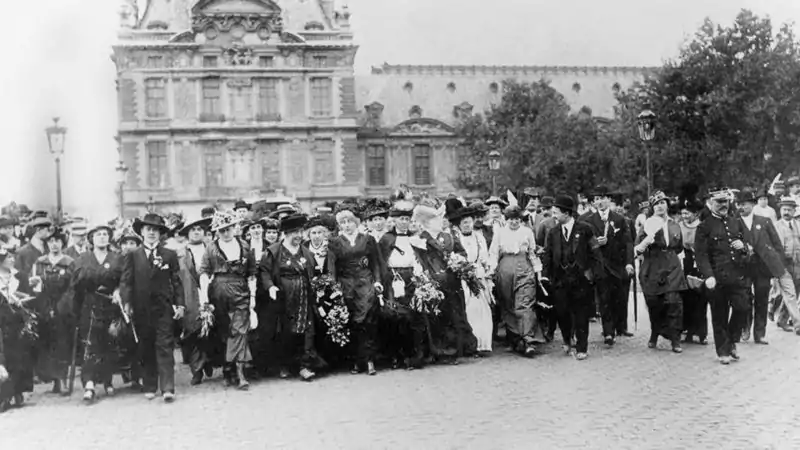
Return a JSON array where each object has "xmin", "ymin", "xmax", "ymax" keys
[
  {"xmin": 28, "ymin": 227, "xmax": 74, "ymax": 394},
  {"xmin": 260, "ymin": 214, "xmax": 323, "ymax": 381},
  {"xmin": 198, "ymin": 211, "xmax": 258, "ymax": 390},
  {"xmin": 72, "ymin": 224, "xmax": 125, "ymax": 403},
  {"xmin": 411, "ymin": 200, "xmax": 477, "ymax": 363},
  {"xmin": 635, "ymin": 191, "xmax": 688, "ymax": 354},
  {"xmin": 328, "ymin": 207, "xmax": 385, "ymax": 376}
]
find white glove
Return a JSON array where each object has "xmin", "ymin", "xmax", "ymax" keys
[
  {"xmin": 249, "ymin": 309, "xmax": 259, "ymax": 330},
  {"xmin": 0, "ymin": 364, "xmax": 8, "ymax": 382},
  {"xmin": 705, "ymin": 277, "xmax": 717, "ymax": 290},
  {"xmin": 269, "ymin": 286, "xmax": 279, "ymax": 300}
]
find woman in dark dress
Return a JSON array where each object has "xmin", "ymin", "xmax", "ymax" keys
[
  {"xmin": 328, "ymin": 208, "xmax": 384, "ymax": 376},
  {"xmin": 0, "ymin": 248, "xmax": 36, "ymax": 411},
  {"xmin": 303, "ymin": 215, "xmax": 344, "ymax": 369},
  {"xmin": 260, "ymin": 214, "xmax": 323, "ymax": 381},
  {"xmin": 635, "ymin": 192, "xmax": 688, "ymax": 353},
  {"xmin": 411, "ymin": 201, "xmax": 477, "ymax": 364},
  {"xmin": 29, "ymin": 228, "xmax": 74, "ymax": 394},
  {"xmin": 679, "ymin": 195, "xmax": 708, "ymax": 344},
  {"xmin": 199, "ymin": 211, "xmax": 257, "ymax": 390},
  {"xmin": 72, "ymin": 224, "xmax": 124, "ymax": 403}
]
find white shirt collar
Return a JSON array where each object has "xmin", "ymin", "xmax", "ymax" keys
[
  {"xmin": 562, "ymin": 218, "xmax": 575, "ymax": 236},
  {"xmin": 741, "ymin": 214, "xmax": 754, "ymax": 229}
]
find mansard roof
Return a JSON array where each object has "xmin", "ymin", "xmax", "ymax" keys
[{"xmin": 357, "ymin": 63, "xmax": 658, "ymax": 127}]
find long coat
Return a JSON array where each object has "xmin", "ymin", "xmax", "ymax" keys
[
  {"xmin": 580, "ymin": 210, "xmax": 634, "ymax": 279},
  {"xmin": 635, "ymin": 220, "xmax": 688, "ymax": 296},
  {"xmin": 120, "ymin": 245, "xmax": 184, "ymax": 331},
  {"xmin": 741, "ymin": 215, "xmax": 785, "ymax": 279},
  {"xmin": 177, "ymin": 245, "xmax": 204, "ymax": 334}
]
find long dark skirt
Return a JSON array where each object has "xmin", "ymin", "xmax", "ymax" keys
[
  {"xmin": 210, "ymin": 275, "xmax": 252, "ymax": 364},
  {"xmin": 80, "ymin": 305, "xmax": 120, "ymax": 386},
  {"xmin": 646, "ymin": 291, "xmax": 684, "ymax": 343},
  {"xmin": 427, "ymin": 272, "xmax": 477, "ymax": 359},
  {"xmin": 682, "ymin": 288, "xmax": 708, "ymax": 339},
  {"xmin": 0, "ymin": 306, "xmax": 35, "ymax": 404},
  {"xmin": 34, "ymin": 314, "xmax": 71, "ymax": 383}
]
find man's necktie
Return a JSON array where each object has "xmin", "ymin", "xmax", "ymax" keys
[
  {"xmin": 563, "ymin": 227, "xmax": 568, "ymax": 241},
  {"xmin": 147, "ymin": 248, "xmax": 155, "ymax": 265}
]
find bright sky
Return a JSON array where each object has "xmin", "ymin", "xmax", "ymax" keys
[{"xmin": 1, "ymin": 0, "xmax": 797, "ymax": 220}]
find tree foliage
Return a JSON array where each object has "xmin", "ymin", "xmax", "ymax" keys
[{"xmin": 454, "ymin": 9, "xmax": 800, "ymax": 199}]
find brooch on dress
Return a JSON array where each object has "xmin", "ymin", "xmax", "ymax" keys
[{"xmin": 103, "ymin": 263, "xmax": 111, "ymax": 269}]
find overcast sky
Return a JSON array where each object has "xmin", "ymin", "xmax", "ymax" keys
[{"xmin": 1, "ymin": 0, "xmax": 797, "ymax": 219}]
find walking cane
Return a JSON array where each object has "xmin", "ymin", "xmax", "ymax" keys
[
  {"xmin": 632, "ymin": 264, "xmax": 638, "ymax": 331},
  {"xmin": 67, "ymin": 325, "xmax": 79, "ymax": 396}
]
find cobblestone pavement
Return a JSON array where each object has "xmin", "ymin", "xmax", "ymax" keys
[{"xmin": 1, "ymin": 295, "xmax": 799, "ymax": 450}]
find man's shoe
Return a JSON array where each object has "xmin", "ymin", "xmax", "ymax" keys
[
  {"xmin": 754, "ymin": 338, "xmax": 769, "ymax": 345},
  {"xmin": 648, "ymin": 341, "xmax": 657, "ymax": 349},
  {"xmin": 719, "ymin": 356, "xmax": 731, "ymax": 365},
  {"xmin": 671, "ymin": 343, "xmax": 683, "ymax": 354},
  {"xmin": 299, "ymin": 368, "xmax": 316, "ymax": 381},
  {"xmin": 730, "ymin": 346, "xmax": 740, "ymax": 361},
  {"xmin": 604, "ymin": 335, "xmax": 615, "ymax": 346},
  {"xmin": 144, "ymin": 392, "xmax": 156, "ymax": 400},
  {"xmin": 163, "ymin": 392, "xmax": 175, "ymax": 403},
  {"xmin": 203, "ymin": 365, "xmax": 213, "ymax": 377},
  {"xmin": 190, "ymin": 371, "xmax": 203, "ymax": 386},
  {"xmin": 575, "ymin": 352, "xmax": 588, "ymax": 361}
]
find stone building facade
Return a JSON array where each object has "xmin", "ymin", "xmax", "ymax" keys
[{"xmin": 114, "ymin": 0, "xmax": 653, "ymax": 215}]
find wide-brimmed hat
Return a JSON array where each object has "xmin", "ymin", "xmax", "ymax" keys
[
  {"xmin": 389, "ymin": 200, "xmax": 415, "ymax": 217},
  {"xmin": 133, "ymin": 213, "xmax": 170, "ymax": 235},
  {"xmin": 554, "ymin": 195, "xmax": 576, "ymax": 212},
  {"xmin": 233, "ymin": 200, "xmax": 251, "ymax": 211},
  {"xmin": 178, "ymin": 217, "xmax": 212, "ymax": 237},
  {"xmin": 779, "ymin": 196, "xmax": 797, "ymax": 209},
  {"xmin": 268, "ymin": 204, "xmax": 296, "ymax": 220},
  {"xmin": 484, "ymin": 196, "xmax": 508, "ymax": 208},
  {"xmin": 117, "ymin": 228, "xmax": 143, "ymax": 245},
  {"xmin": 280, "ymin": 214, "xmax": 308, "ymax": 234},
  {"xmin": 87, "ymin": 224, "xmax": 114, "ymax": 244},
  {"xmin": 200, "ymin": 206, "xmax": 216, "ymax": 218},
  {"xmin": 210, "ymin": 211, "xmax": 241, "ymax": 232},
  {"xmin": 444, "ymin": 197, "xmax": 467, "ymax": 221},
  {"xmin": 503, "ymin": 205, "xmax": 525, "ymax": 220},
  {"xmin": 638, "ymin": 201, "xmax": 651, "ymax": 211},
  {"xmin": 27, "ymin": 216, "xmax": 53, "ymax": 230},
  {"xmin": 540, "ymin": 196, "xmax": 555, "ymax": 209},
  {"xmin": 468, "ymin": 200, "xmax": 489, "ymax": 216},
  {"xmin": 305, "ymin": 215, "xmax": 336, "ymax": 232},
  {"xmin": 70, "ymin": 220, "xmax": 89, "ymax": 236}
]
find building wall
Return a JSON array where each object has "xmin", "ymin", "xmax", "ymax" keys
[{"xmin": 114, "ymin": 1, "xmax": 655, "ymax": 214}]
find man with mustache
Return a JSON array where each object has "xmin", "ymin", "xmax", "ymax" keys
[
  {"xmin": 695, "ymin": 188, "xmax": 753, "ymax": 365},
  {"xmin": 770, "ymin": 197, "xmax": 800, "ymax": 334}
]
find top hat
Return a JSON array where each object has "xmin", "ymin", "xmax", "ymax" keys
[
  {"xmin": 179, "ymin": 217, "xmax": 213, "ymax": 237},
  {"xmin": 133, "ymin": 213, "xmax": 170, "ymax": 235},
  {"xmin": 554, "ymin": 195, "xmax": 576, "ymax": 212},
  {"xmin": 280, "ymin": 214, "xmax": 308, "ymax": 234}
]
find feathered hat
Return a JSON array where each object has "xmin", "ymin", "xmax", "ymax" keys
[
  {"xmin": 362, "ymin": 198, "xmax": 392, "ymax": 221},
  {"xmin": 210, "ymin": 210, "xmax": 241, "ymax": 232},
  {"xmin": 503, "ymin": 190, "xmax": 524, "ymax": 220},
  {"xmin": 390, "ymin": 186, "xmax": 416, "ymax": 217}
]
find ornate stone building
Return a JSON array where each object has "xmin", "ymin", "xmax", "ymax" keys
[{"xmin": 113, "ymin": 0, "xmax": 653, "ymax": 214}]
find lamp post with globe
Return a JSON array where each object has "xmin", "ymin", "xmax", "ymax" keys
[
  {"xmin": 636, "ymin": 109, "xmax": 656, "ymax": 197},
  {"xmin": 488, "ymin": 150, "xmax": 501, "ymax": 197},
  {"xmin": 45, "ymin": 118, "xmax": 68, "ymax": 222}
]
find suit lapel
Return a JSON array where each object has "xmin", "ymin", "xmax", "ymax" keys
[{"xmin": 571, "ymin": 224, "xmax": 580, "ymax": 254}]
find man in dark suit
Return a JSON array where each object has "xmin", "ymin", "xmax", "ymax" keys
[
  {"xmin": 542, "ymin": 195, "xmax": 603, "ymax": 360},
  {"xmin": 121, "ymin": 213, "xmax": 185, "ymax": 402},
  {"xmin": 579, "ymin": 187, "xmax": 634, "ymax": 345},
  {"xmin": 737, "ymin": 189, "xmax": 786, "ymax": 344}
]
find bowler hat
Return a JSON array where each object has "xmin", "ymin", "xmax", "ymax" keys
[
  {"xmin": 133, "ymin": 213, "xmax": 170, "ymax": 235},
  {"xmin": 540, "ymin": 196, "xmax": 555, "ymax": 209},
  {"xmin": 280, "ymin": 214, "xmax": 308, "ymax": 233},
  {"xmin": 233, "ymin": 200, "xmax": 251, "ymax": 211},
  {"xmin": 737, "ymin": 189, "xmax": 756, "ymax": 204},
  {"xmin": 554, "ymin": 195, "xmax": 575, "ymax": 212}
]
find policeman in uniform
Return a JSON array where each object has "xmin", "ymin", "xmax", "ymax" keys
[{"xmin": 695, "ymin": 188, "xmax": 753, "ymax": 365}]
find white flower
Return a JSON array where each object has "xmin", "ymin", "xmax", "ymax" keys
[{"xmin": 756, "ymin": 224, "xmax": 762, "ymax": 230}]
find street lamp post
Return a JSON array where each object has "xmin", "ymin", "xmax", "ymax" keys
[
  {"xmin": 636, "ymin": 109, "xmax": 656, "ymax": 197},
  {"xmin": 488, "ymin": 149, "xmax": 501, "ymax": 196},
  {"xmin": 45, "ymin": 118, "xmax": 68, "ymax": 222}
]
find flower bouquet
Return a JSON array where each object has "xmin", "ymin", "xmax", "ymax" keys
[
  {"xmin": 411, "ymin": 273, "xmax": 445, "ymax": 316},
  {"xmin": 323, "ymin": 303, "xmax": 350, "ymax": 347},
  {"xmin": 10, "ymin": 303, "xmax": 38, "ymax": 340},
  {"xmin": 447, "ymin": 253, "xmax": 483, "ymax": 296},
  {"xmin": 198, "ymin": 303, "xmax": 216, "ymax": 338},
  {"xmin": 311, "ymin": 274, "xmax": 341, "ymax": 299}
]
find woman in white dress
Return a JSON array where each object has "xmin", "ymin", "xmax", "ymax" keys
[{"xmin": 450, "ymin": 205, "xmax": 494, "ymax": 353}]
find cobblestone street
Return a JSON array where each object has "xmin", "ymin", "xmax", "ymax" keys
[{"xmin": 1, "ymin": 295, "xmax": 799, "ymax": 450}]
